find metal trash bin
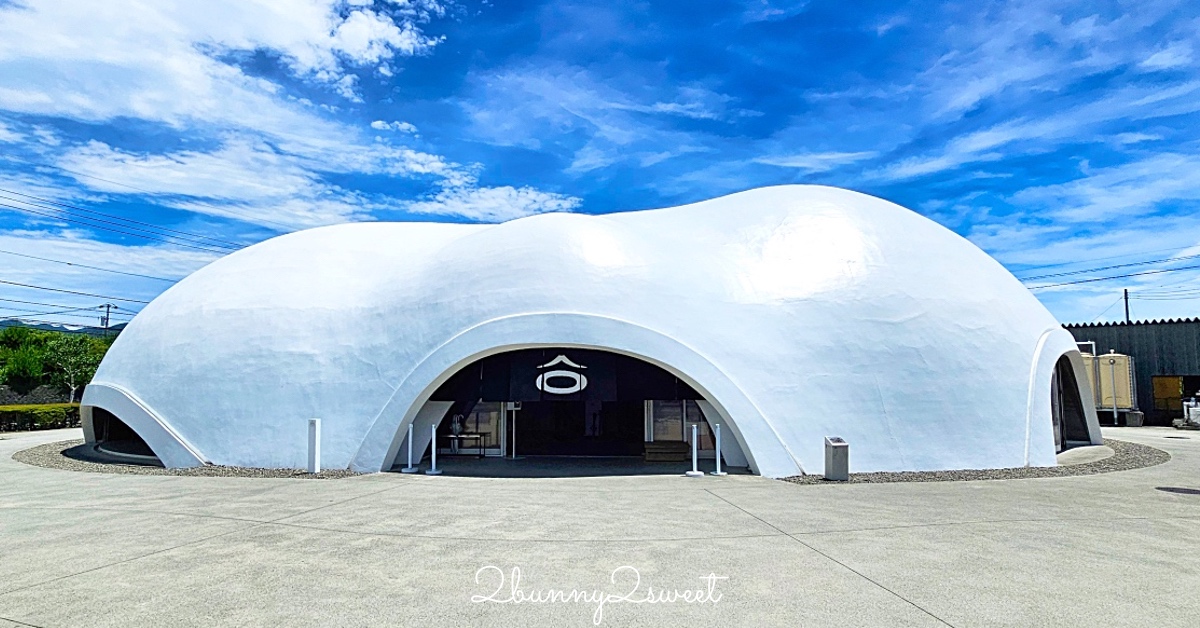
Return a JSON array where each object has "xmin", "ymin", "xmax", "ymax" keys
[{"xmin": 824, "ymin": 437, "xmax": 848, "ymax": 481}]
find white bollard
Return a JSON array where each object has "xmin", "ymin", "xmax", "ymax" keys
[
  {"xmin": 400, "ymin": 423, "xmax": 418, "ymax": 473},
  {"xmin": 307, "ymin": 418, "xmax": 321, "ymax": 474},
  {"xmin": 686, "ymin": 424, "xmax": 704, "ymax": 477},
  {"xmin": 710, "ymin": 424, "xmax": 728, "ymax": 476},
  {"xmin": 425, "ymin": 423, "xmax": 443, "ymax": 475}
]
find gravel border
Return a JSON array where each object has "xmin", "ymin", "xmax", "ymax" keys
[
  {"xmin": 11, "ymin": 437, "xmax": 1171, "ymax": 483},
  {"xmin": 782, "ymin": 438, "xmax": 1170, "ymax": 485},
  {"xmin": 11, "ymin": 440, "xmax": 362, "ymax": 479}
]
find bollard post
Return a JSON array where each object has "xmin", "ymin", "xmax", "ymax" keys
[
  {"xmin": 685, "ymin": 424, "xmax": 704, "ymax": 477},
  {"xmin": 307, "ymin": 418, "xmax": 321, "ymax": 474},
  {"xmin": 425, "ymin": 423, "xmax": 442, "ymax": 475},
  {"xmin": 1108, "ymin": 357, "xmax": 1119, "ymax": 424},
  {"xmin": 400, "ymin": 423, "xmax": 418, "ymax": 473},
  {"xmin": 710, "ymin": 424, "xmax": 728, "ymax": 476}
]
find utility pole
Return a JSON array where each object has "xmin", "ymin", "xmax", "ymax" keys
[
  {"xmin": 1124, "ymin": 289, "xmax": 1130, "ymax": 324},
  {"xmin": 101, "ymin": 303, "xmax": 117, "ymax": 333}
]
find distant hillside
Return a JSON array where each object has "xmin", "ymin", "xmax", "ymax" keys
[{"xmin": 0, "ymin": 319, "xmax": 125, "ymax": 336}]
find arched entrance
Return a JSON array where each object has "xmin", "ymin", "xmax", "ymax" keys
[
  {"xmin": 417, "ymin": 348, "xmax": 727, "ymax": 467},
  {"xmin": 351, "ymin": 313, "xmax": 805, "ymax": 476}
]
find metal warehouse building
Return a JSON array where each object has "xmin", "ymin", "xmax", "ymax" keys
[{"xmin": 1065, "ymin": 318, "xmax": 1200, "ymax": 426}]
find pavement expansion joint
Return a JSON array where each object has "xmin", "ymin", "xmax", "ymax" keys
[{"xmin": 703, "ymin": 488, "xmax": 958, "ymax": 627}]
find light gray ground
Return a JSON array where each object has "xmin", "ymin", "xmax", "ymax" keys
[
  {"xmin": 1, "ymin": 427, "xmax": 1198, "ymax": 627},
  {"xmin": 783, "ymin": 438, "xmax": 1165, "ymax": 484}
]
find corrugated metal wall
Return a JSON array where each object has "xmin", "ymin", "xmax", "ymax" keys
[{"xmin": 1064, "ymin": 318, "xmax": 1200, "ymax": 425}]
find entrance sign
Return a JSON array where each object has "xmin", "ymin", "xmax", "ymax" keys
[
  {"xmin": 430, "ymin": 348, "xmax": 698, "ymax": 403},
  {"xmin": 536, "ymin": 355, "xmax": 589, "ymax": 394}
]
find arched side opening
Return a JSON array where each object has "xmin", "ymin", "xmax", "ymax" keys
[
  {"xmin": 1051, "ymin": 355, "xmax": 1092, "ymax": 452},
  {"xmin": 89, "ymin": 407, "xmax": 162, "ymax": 464},
  {"xmin": 81, "ymin": 383, "xmax": 207, "ymax": 468},
  {"xmin": 1026, "ymin": 329, "xmax": 1104, "ymax": 466},
  {"xmin": 351, "ymin": 313, "xmax": 804, "ymax": 477}
]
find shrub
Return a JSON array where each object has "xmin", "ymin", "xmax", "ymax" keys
[{"xmin": 0, "ymin": 403, "xmax": 80, "ymax": 432}]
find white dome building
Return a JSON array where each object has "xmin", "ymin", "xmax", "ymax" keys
[{"xmin": 82, "ymin": 185, "xmax": 1101, "ymax": 477}]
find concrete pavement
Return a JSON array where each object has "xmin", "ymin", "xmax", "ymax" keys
[{"xmin": 1, "ymin": 427, "xmax": 1198, "ymax": 627}]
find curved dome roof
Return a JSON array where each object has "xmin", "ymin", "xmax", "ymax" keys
[{"xmin": 84, "ymin": 185, "xmax": 1099, "ymax": 476}]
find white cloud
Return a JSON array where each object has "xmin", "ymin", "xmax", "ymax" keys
[
  {"xmin": 874, "ymin": 15, "xmax": 907, "ymax": 36},
  {"xmin": 1012, "ymin": 153, "xmax": 1200, "ymax": 223},
  {"xmin": 330, "ymin": 8, "xmax": 441, "ymax": 65},
  {"xmin": 753, "ymin": 151, "xmax": 875, "ymax": 172},
  {"xmin": 0, "ymin": 0, "xmax": 478, "ymax": 228},
  {"xmin": 1140, "ymin": 42, "xmax": 1193, "ymax": 70},
  {"xmin": 0, "ymin": 120, "xmax": 20, "ymax": 143},
  {"xmin": 371, "ymin": 120, "xmax": 419, "ymax": 133},
  {"xmin": 1114, "ymin": 132, "xmax": 1162, "ymax": 144},
  {"xmin": 742, "ymin": 1, "xmax": 810, "ymax": 23},
  {"xmin": 50, "ymin": 138, "xmax": 467, "ymax": 229},
  {"xmin": 0, "ymin": 2, "xmax": 582, "ymax": 230},
  {"xmin": 917, "ymin": 1, "xmax": 1189, "ymax": 119},
  {"xmin": 407, "ymin": 185, "xmax": 582, "ymax": 222},
  {"xmin": 877, "ymin": 80, "xmax": 1200, "ymax": 181},
  {"xmin": 463, "ymin": 66, "xmax": 732, "ymax": 174},
  {"xmin": 0, "ymin": 1, "xmax": 447, "ymax": 126}
]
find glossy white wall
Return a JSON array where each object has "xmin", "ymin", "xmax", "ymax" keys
[{"xmin": 82, "ymin": 185, "xmax": 1101, "ymax": 476}]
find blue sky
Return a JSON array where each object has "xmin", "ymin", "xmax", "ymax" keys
[{"xmin": 1, "ymin": 0, "xmax": 1198, "ymax": 326}]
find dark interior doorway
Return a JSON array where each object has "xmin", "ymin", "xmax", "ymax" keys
[
  {"xmin": 90, "ymin": 408, "xmax": 160, "ymax": 462},
  {"xmin": 429, "ymin": 348, "xmax": 703, "ymax": 457},
  {"xmin": 517, "ymin": 400, "xmax": 644, "ymax": 456},
  {"xmin": 1053, "ymin": 356, "xmax": 1091, "ymax": 451}
]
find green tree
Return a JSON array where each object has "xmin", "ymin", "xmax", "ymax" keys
[
  {"xmin": 0, "ymin": 326, "xmax": 49, "ymax": 351},
  {"xmin": 0, "ymin": 346, "xmax": 46, "ymax": 395},
  {"xmin": 44, "ymin": 334, "xmax": 102, "ymax": 403}
]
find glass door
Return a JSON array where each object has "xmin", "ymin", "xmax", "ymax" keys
[
  {"xmin": 440, "ymin": 402, "xmax": 505, "ymax": 456},
  {"xmin": 647, "ymin": 400, "xmax": 714, "ymax": 452}
]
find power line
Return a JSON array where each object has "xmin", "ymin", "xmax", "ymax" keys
[
  {"xmin": 1019, "ymin": 252, "xmax": 1200, "ymax": 282},
  {"xmin": 1131, "ymin": 294, "xmax": 1200, "ymax": 301},
  {"xmin": 0, "ymin": 306, "xmax": 134, "ymax": 321},
  {"xmin": 0, "ymin": 187, "xmax": 244, "ymax": 249},
  {"xmin": 1028, "ymin": 263, "xmax": 1200, "ymax": 290},
  {"xmin": 0, "ymin": 248, "xmax": 180, "ymax": 283},
  {"xmin": 0, "ymin": 200, "xmax": 234, "ymax": 254},
  {"xmin": 0, "ymin": 296, "xmax": 139, "ymax": 314},
  {"xmin": 1091, "ymin": 294, "xmax": 1125, "ymax": 322},
  {"xmin": 1, "ymin": 155, "xmax": 299, "ymax": 232},
  {"xmin": 1012, "ymin": 244, "xmax": 1200, "ymax": 275},
  {"xmin": 0, "ymin": 304, "xmax": 126, "ymax": 319},
  {"xmin": 1135, "ymin": 286, "xmax": 1200, "ymax": 296},
  {"xmin": 0, "ymin": 279, "xmax": 150, "ymax": 304}
]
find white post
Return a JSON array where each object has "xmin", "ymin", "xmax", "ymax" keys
[
  {"xmin": 686, "ymin": 424, "xmax": 704, "ymax": 477},
  {"xmin": 510, "ymin": 406, "xmax": 520, "ymax": 460},
  {"xmin": 425, "ymin": 423, "xmax": 442, "ymax": 475},
  {"xmin": 400, "ymin": 423, "xmax": 418, "ymax": 473},
  {"xmin": 710, "ymin": 424, "xmax": 727, "ymax": 476},
  {"xmin": 307, "ymin": 418, "xmax": 321, "ymax": 474},
  {"xmin": 1109, "ymin": 357, "xmax": 1118, "ymax": 424}
]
